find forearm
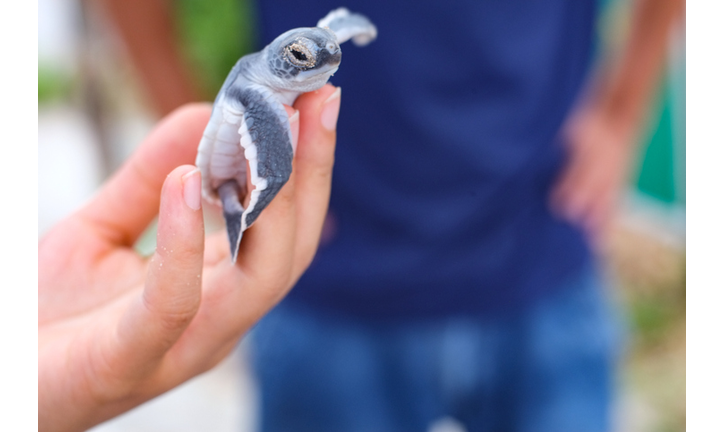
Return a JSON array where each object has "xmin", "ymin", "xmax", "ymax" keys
[
  {"xmin": 595, "ymin": 0, "xmax": 684, "ymax": 133},
  {"xmin": 101, "ymin": 0, "xmax": 202, "ymax": 116}
]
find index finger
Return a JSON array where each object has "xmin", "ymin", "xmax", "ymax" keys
[{"xmin": 78, "ymin": 103, "xmax": 212, "ymax": 246}]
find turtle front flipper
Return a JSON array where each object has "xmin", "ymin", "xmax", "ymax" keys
[
  {"xmin": 197, "ymin": 83, "xmax": 292, "ymax": 263},
  {"xmin": 317, "ymin": 8, "xmax": 377, "ymax": 46},
  {"xmin": 222, "ymin": 85, "xmax": 293, "ymax": 262}
]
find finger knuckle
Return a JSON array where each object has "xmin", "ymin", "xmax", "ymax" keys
[
  {"xmin": 171, "ymin": 103, "xmax": 213, "ymax": 121},
  {"xmin": 250, "ymin": 269, "xmax": 293, "ymax": 304},
  {"xmin": 143, "ymin": 289, "xmax": 200, "ymax": 333},
  {"xmin": 262, "ymin": 271, "xmax": 293, "ymax": 294},
  {"xmin": 297, "ymin": 245, "xmax": 317, "ymax": 274},
  {"xmin": 312, "ymin": 165, "xmax": 334, "ymax": 184},
  {"xmin": 80, "ymin": 337, "xmax": 140, "ymax": 403},
  {"xmin": 157, "ymin": 299, "xmax": 200, "ymax": 332}
]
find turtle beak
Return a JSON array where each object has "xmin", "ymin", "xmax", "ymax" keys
[
  {"xmin": 296, "ymin": 63, "xmax": 339, "ymax": 81},
  {"xmin": 317, "ymin": 46, "xmax": 342, "ymax": 68}
]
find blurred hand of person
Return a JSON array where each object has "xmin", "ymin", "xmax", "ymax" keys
[
  {"xmin": 550, "ymin": 99, "xmax": 638, "ymax": 245},
  {"xmin": 39, "ymin": 84, "xmax": 341, "ymax": 432},
  {"xmin": 550, "ymin": 0, "xmax": 683, "ymax": 245}
]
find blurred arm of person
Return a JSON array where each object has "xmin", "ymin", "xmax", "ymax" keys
[
  {"xmin": 101, "ymin": 0, "xmax": 202, "ymax": 116},
  {"xmin": 550, "ymin": 0, "xmax": 685, "ymax": 243},
  {"xmin": 38, "ymin": 84, "xmax": 342, "ymax": 432}
]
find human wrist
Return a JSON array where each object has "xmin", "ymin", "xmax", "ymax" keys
[{"xmin": 585, "ymin": 74, "xmax": 644, "ymax": 149}]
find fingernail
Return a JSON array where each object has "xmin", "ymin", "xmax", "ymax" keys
[
  {"xmin": 320, "ymin": 87, "xmax": 341, "ymax": 131},
  {"xmin": 182, "ymin": 168, "xmax": 201, "ymax": 210},
  {"xmin": 289, "ymin": 110, "xmax": 300, "ymax": 152}
]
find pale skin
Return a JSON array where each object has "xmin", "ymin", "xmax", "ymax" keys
[{"xmin": 38, "ymin": 84, "xmax": 341, "ymax": 432}]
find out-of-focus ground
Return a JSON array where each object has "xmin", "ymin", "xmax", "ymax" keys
[
  {"xmin": 606, "ymin": 212, "xmax": 686, "ymax": 432},
  {"xmin": 39, "ymin": 1, "xmax": 685, "ymax": 431}
]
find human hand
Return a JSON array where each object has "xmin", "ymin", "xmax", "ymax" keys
[
  {"xmin": 550, "ymin": 101, "xmax": 638, "ymax": 245},
  {"xmin": 39, "ymin": 84, "xmax": 341, "ymax": 432}
]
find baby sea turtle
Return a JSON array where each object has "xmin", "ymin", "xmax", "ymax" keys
[{"xmin": 196, "ymin": 8, "xmax": 377, "ymax": 262}]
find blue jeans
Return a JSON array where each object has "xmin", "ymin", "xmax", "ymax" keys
[{"xmin": 250, "ymin": 266, "xmax": 621, "ymax": 432}]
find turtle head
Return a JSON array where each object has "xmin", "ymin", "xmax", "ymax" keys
[{"xmin": 266, "ymin": 27, "xmax": 342, "ymax": 91}]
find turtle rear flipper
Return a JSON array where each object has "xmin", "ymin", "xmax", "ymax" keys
[{"xmin": 218, "ymin": 180, "xmax": 245, "ymax": 263}]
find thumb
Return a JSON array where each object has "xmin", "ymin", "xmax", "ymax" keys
[{"xmin": 116, "ymin": 165, "xmax": 205, "ymax": 376}]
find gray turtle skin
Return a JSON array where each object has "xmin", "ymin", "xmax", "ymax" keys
[{"xmin": 196, "ymin": 8, "xmax": 377, "ymax": 262}]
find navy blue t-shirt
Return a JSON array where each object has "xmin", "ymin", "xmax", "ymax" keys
[{"xmin": 256, "ymin": 0, "xmax": 597, "ymax": 318}]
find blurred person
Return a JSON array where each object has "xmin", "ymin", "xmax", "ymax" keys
[
  {"xmin": 104, "ymin": 0, "xmax": 684, "ymax": 431},
  {"xmin": 38, "ymin": 85, "xmax": 340, "ymax": 432}
]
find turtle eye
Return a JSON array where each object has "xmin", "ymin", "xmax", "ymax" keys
[
  {"xmin": 291, "ymin": 49, "xmax": 307, "ymax": 61},
  {"xmin": 284, "ymin": 42, "xmax": 316, "ymax": 68}
]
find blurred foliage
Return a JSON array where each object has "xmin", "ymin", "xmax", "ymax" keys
[
  {"xmin": 38, "ymin": 65, "xmax": 73, "ymax": 104},
  {"xmin": 174, "ymin": 0, "xmax": 258, "ymax": 100},
  {"xmin": 606, "ymin": 223, "xmax": 686, "ymax": 432},
  {"xmin": 624, "ymin": 257, "xmax": 685, "ymax": 349}
]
